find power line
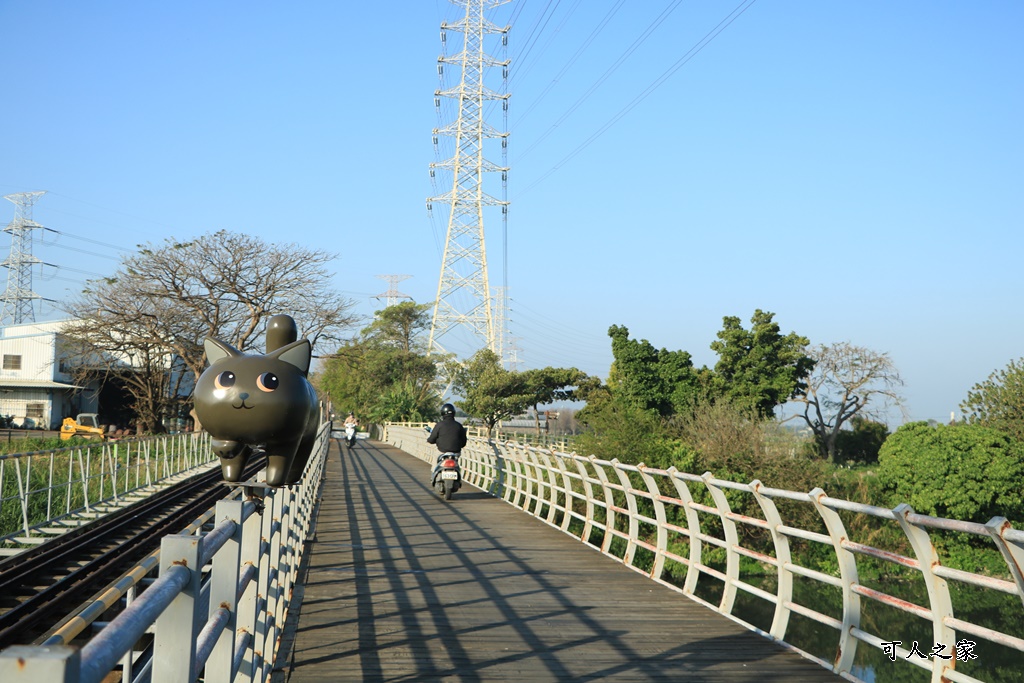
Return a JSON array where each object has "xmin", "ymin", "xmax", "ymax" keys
[
  {"xmin": 515, "ymin": 0, "xmax": 684, "ymax": 161},
  {"xmin": 517, "ymin": 0, "xmax": 759, "ymax": 197},
  {"xmin": 511, "ymin": 0, "xmax": 625, "ymax": 129}
]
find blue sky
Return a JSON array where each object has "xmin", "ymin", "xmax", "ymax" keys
[{"xmin": 1, "ymin": 1, "xmax": 1021, "ymax": 425}]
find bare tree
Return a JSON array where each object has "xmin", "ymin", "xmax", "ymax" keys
[
  {"xmin": 790, "ymin": 342, "xmax": 904, "ymax": 463},
  {"xmin": 61, "ymin": 230, "xmax": 357, "ymax": 431}
]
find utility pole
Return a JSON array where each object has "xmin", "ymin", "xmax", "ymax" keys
[
  {"xmin": 1, "ymin": 191, "xmax": 47, "ymax": 326},
  {"xmin": 374, "ymin": 274, "xmax": 413, "ymax": 308},
  {"xmin": 427, "ymin": 0, "xmax": 510, "ymax": 363}
]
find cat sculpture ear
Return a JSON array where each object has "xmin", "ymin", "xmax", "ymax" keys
[
  {"xmin": 270, "ymin": 338, "xmax": 312, "ymax": 376},
  {"xmin": 204, "ymin": 337, "xmax": 243, "ymax": 366}
]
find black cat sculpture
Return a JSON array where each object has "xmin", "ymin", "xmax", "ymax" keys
[{"xmin": 194, "ymin": 320, "xmax": 320, "ymax": 487}]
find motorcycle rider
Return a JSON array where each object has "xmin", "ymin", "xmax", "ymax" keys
[
  {"xmin": 343, "ymin": 412, "xmax": 358, "ymax": 447},
  {"xmin": 427, "ymin": 403, "xmax": 467, "ymax": 455}
]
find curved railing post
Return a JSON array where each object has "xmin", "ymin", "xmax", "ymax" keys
[
  {"xmin": 701, "ymin": 473, "xmax": 739, "ymax": 615},
  {"xmin": 749, "ymin": 480, "xmax": 792, "ymax": 640},
  {"xmin": 611, "ymin": 460, "xmax": 640, "ymax": 567},
  {"xmin": 589, "ymin": 457, "xmax": 617, "ymax": 556},
  {"xmin": 667, "ymin": 468, "xmax": 702, "ymax": 596},
  {"xmin": 809, "ymin": 488, "xmax": 860, "ymax": 675},
  {"xmin": 486, "ymin": 441, "xmax": 505, "ymax": 497},
  {"xmin": 505, "ymin": 442, "xmax": 524, "ymax": 509},
  {"xmin": 986, "ymin": 516, "xmax": 1024, "ymax": 608},
  {"xmin": 550, "ymin": 453, "xmax": 575, "ymax": 533},
  {"xmin": 534, "ymin": 450, "xmax": 562, "ymax": 526},
  {"xmin": 571, "ymin": 456, "xmax": 597, "ymax": 544},
  {"xmin": 524, "ymin": 448, "xmax": 545, "ymax": 519},
  {"xmin": 892, "ymin": 503, "xmax": 956, "ymax": 680},
  {"xmin": 637, "ymin": 464, "xmax": 668, "ymax": 581}
]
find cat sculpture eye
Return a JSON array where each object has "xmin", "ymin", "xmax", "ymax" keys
[
  {"xmin": 215, "ymin": 371, "xmax": 236, "ymax": 389},
  {"xmin": 257, "ymin": 372, "xmax": 279, "ymax": 392}
]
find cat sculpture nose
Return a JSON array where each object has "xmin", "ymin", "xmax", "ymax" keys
[{"xmin": 239, "ymin": 392, "xmax": 249, "ymax": 401}]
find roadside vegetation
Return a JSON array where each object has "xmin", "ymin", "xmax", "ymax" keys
[{"xmin": 314, "ymin": 302, "xmax": 1024, "ymax": 579}]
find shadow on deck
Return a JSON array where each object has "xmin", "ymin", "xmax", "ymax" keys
[{"xmin": 274, "ymin": 440, "xmax": 842, "ymax": 682}]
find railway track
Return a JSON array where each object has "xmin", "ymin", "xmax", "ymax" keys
[{"xmin": 0, "ymin": 456, "xmax": 265, "ymax": 646}]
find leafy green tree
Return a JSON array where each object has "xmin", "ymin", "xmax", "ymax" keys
[
  {"xmin": 361, "ymin": 301, "xmax": 432, "ymax": 353},
  {"xmin": 454, "ymin": 349, "xmax": 532, "ymax": 437},
  {"xmin": 315, "ymin": 302, "xmax": 437, "ymax": 423},
  {"xmin": 709, "ymin": 310, "xmax": 813, "ymax": 418},
  {"xmin": 574, "ymin": 396, "xmax": 687, "ymax": 470},
  {"xmin": 960, "ymin": 357, "xmax": 1024, "ymax": 442},
  {"xmin": 606, "ymin": 325, "xmax": 704, "ymax": 416},
  {"xmin": 833, "ymin": 416, "xmax": 889, "ymax": 465},
  {"xmin": 878, "ymin": 422, "xmax": 1024, "ymax": 522},
  {"xmin": 521, "ymin": 366, "xmax": 590, "ymax": 434},
  {"xmin": 791, "ymin": 342, "xmax": 903, "ymax": 462}
]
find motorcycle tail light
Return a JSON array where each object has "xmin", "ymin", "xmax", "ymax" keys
[{"xmin": 443, "ymin": 458, "xmax": 457, "ymax": 468}]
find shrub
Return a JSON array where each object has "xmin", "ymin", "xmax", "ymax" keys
[{"xmin": 878, "ymin": 421, "xmax": 1024, "ymax": 523}]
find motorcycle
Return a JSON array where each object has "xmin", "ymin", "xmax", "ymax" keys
[
  {"xmin": 431, "ymin": 452, "xmax": 461, "ymax": 500},
  {"xmin": 344, "ymin": 423, "xmax": 357, "ymax": 448}
]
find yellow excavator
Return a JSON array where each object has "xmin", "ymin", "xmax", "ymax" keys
[{"xmin": 60, "ymin": 413, "xmax": 108, "ymax": 441}]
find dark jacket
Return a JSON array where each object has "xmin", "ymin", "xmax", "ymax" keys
[{"xmin": 427, "ymin": 416, "xmax": 467, "ymax": 453}]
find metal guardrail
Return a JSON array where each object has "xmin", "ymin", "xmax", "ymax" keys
[
  {"xmin": 1, "ymin": 432, "xmax": 216, "ymax": 547},
  {"xmin": 404, "ymin": 421, "xmax": 575, "ymax": 454},
  {"xmin": 0, "ymin": 420, "xmax": 330, "ymax": 683},
  {"xmin": 384, "ymin": 423, "xmax": 1024, "ymax": 683}
]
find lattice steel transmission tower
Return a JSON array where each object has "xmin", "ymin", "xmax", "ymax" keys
[
  {"xmin": 374, "ymin": 274, "xmax": 413, "ymax": 308},
  {"xmin": 1, "ymin": 191, "xmax": 47, "ymax": 326},
  {"xmin": 427, "ymin": 0, "xmax": 510, "ymax": 361}
]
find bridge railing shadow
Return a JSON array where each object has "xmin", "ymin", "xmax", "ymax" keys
[{"xmin": 384, "ymin": 423, "xmax": 1024, "ymax": 683}]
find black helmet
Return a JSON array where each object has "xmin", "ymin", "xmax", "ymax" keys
[
  {"xmin": 441, "ymin": 403, "xmax": 456, "ymax": 417},
  {"xmin": 348, "ymin": 411, "xmax": 354, "ymax": 417}
]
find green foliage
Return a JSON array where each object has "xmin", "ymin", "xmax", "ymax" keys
[
  {"xmin": 606, "ymin": 325, "xmax": 703, "ymax": 416},
  {"xmin": 521, "ymin": 366, "xmax": 587, "ymax": 430},
  {"xmin": 833, "ymin": 416, "xmax": 889, "ymax": 465},
  {"xmin": 315, "ymin": 302, "xmax": 437, "ymax": 424},
  {"xmin": 574, "ymin": 397, "xmax": 691, "ymax": 470},
  {"xmin": 709, "ymin": 309, "xmax": 814, "ymax": 418},
  {"xmin": 878, "ymin": 422, "xmax": 1024, "ymax": 522},
  {"xmin": 455, "ymin": 349, "xmax": 533, "ymax": 435},
  {"xmin": 961, "ymin": 357, "xmax": 1024, "ymax": 442},
  {"xmin": 667, "ymin": 400, "xmax": 826, "ymax": 490},
  {"xmin": 360, "ymin": 301, "xmax": 432, "ymax": 353}
]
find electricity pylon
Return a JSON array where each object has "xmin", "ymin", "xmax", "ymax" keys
[
  {"xmin": 427, "ymin": 0, "xmax": 510, "ymax": 366},
  {"xmin": 1, "ymin": 191, "xmax": 47, "ymax": 326},
  {"xmin": 374, "ymin": 274, "xmax": 413, "ymax": 308}
]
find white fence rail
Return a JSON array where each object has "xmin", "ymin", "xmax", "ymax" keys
[
  {"xmin": 385, "ymin": 423, "xmax": 1024, "ymax": 683},
  {"xmin": 0, "ymin": 421, "xmax": 330, "ymax": 683},
  {"xmin": 1, "ymin": 432, "xmax": 216, "ymax": 549}
]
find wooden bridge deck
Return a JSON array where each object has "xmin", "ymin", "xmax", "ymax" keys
[{"xmin": 274, "ymin": 439, "xmax": 842, "ymax": 682}]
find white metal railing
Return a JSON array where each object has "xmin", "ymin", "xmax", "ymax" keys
[
  {"xmin": 0, "ymin": 420, "xmax": 330, "ymax": 683},
  {"xmin": 0, "ymin": 432, "xmax": 216, "ymax": 548},
  {"xmin": 384, "ymin": 423, "xmax": 1024, "ymax": 683}
]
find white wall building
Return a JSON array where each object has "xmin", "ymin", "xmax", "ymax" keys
[{"xmin": 0, "ymin": 320, "xmax": 95, "ymax": 429}]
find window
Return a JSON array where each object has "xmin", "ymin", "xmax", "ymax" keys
[
  {"xmin": 26, "ymin": 403, "xmax": 45, "ymax": 420},
  {"xmin": 3, "ymin": 355, "xmax": 21, "ymax": 370}
]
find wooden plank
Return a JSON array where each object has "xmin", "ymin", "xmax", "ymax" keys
[{"xmin": 275, "ymin": 440, "xmax": 842, "ymax": 682}]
